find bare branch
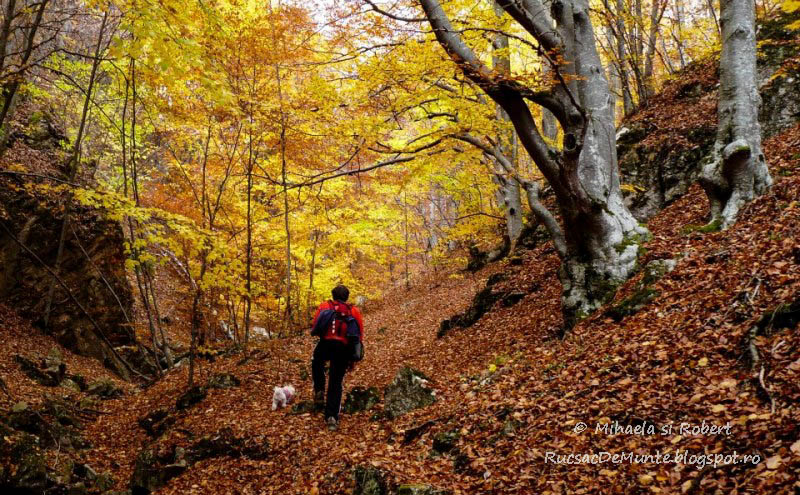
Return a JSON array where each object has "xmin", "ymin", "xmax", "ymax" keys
[{"xmin": 362, "ymin": 0, "xmax": 427, "ymax": 23}]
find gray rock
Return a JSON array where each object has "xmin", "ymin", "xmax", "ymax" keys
[
  {"xmin": 130, "ymin": 429, "xmax": 269, "ymax": 494},
  {"xmin": 642, "ymin": 259, "xmax": 677, "ymax": 286},
  {"xmin": 397, "ymin": 485, "xmax": 451, "ymax": 495},
  {"xmin": 352, "ymin": 466, "xmax": 389, "ymax": 495},
  {"xmin": 130, "ymin": 448, "xmax": 181, "ymax": 495},
  {"xmin": 87, "ymin": 378, "xmax": 123, "ymax": 399},
  {"xmin": 437, "ymin": 286, "xmax": 503, "ymax": 338},
  {"xmin": 431, "ymin": 430, "xmax": 459, "ymax": 456},
  {"xmin": 137, "ymin": 408, "xmax": 174, "ymax": 437},
  {"xmin": 289, "ymin": 400, "xmax": 323, "ymax": 415},
  {"xmin": 207, "ymin": 373, "xmax": 240, "ymax": 389},
  {"xmin": 15, "ymin": 354, "xmax": 65, "ymax": 386},
  {"xmin": 175, "ymin": 386, "xmax": 206, "ymax": 410},
  {"xmin": 383, "ymin": 368, "xmax": 436, "ymax": 419},
  {"xmin": 45, "ymin": 348, "xmax": 64, "ymax": 368},
  {"xmin": 605, "ymin": 259, "xmax": 676, "ymax": 321},
  {"xmin": 94, "ymin": 471, "xmax": 115, "ymax": 492},
  {"xmin": 343, "ymin": 386, "xmax": 380, "ymax": 414},
  {"xmin": 61, "ymin": 378, "xmax": 82, "ymax": 392},
  {"xmin": 0, "ymin": 147, "xmax": 137, "ymax": 379},
  {"xmin": 0, "ymin": 426, "xmax": 47, "ymax": 493}
]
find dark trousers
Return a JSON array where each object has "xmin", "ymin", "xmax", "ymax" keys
[{"xmin": 311, "ymin": 339, "xmax": 349, "ymax": 420}]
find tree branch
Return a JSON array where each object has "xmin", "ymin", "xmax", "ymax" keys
[
  {"xmin": 362, "ymin": 0, "xmax": 426, "ymax": 22},
  {"xmin": 453, "ymin": 133, "xmax": 566, "ymax": 258}
]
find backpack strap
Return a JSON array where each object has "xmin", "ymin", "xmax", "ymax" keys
[{"xmin": 331, "ymin": 300, "xmax": 351, "ymax": 316}]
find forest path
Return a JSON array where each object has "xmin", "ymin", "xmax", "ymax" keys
[{"xmin": 81, "ymin": 266, "xmax": 509, "ymax": 494}]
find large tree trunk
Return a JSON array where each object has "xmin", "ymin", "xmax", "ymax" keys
[
  {"xmin": 491, "ymin": 2, "xmax": 523, "ymax": 250},
  {"xmin": 549, "ymin": 0, "xmax": 646, "ymax": 326},
  {"xmin": 699, "ymin": 0, "xmax": 771, "ymax": 229},
  {"xmin": 420, "ymin": 0, "xmax": 648, "ymax": 328}
]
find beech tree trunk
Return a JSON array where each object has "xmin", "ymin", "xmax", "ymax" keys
[
  {"xmin": 491, "ymin": 2, "xmax": 523, "ymax": 250},
  {"xmin": 699, "ymin": 0, "xmax": 771, "ymax": 229},
  {"xmin": 420, "ymin": 0, "xmax": 648, "ymax": 328}
]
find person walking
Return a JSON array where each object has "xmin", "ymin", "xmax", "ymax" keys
[{"xmin": 310, "ymin": 285, "xmax": 364, "ymax": 431}]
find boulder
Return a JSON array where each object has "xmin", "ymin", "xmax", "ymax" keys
[
  {"xmin": 20, "ymin": 110, "xmax": 67, "ymax": 151},
  {"xmin": 342, "ymin": 387, "xmax": 380, "ymax": 414},
  {"xmin": 207, "ymin": 373, "xmax": 240, "ymax": 389},
  {"xmin": 431, "ymin": 430, "xmax": 459, "ymax": 456},
  {"xmin": 72, "ymin": 463, "xmax": 114, "ymax": 492},
  {"xmin": 758, "ymin": 13, "xmax": 800, "ymax": 137},
  {"xmin": 501, "ymin": 291, "xmax": 526, "ymax": 307},
  {"xmin": 485, "ymin": 273, "xmax": 507, "ymax": 287},
  {"xmin": 0, "ymin": 426, "xmax": 47, "ymax": 493},
  {"xmin": 87, "ymin": 377, "xmax": 123, "ymax": 399},
  {"xmin": 352, "ymin": 466, "xmax": 390, "ymax": 495},
  {"xmin": 14, "ymin": 354, "xmax": 65, "ymax": 386},
  {"xmin": 606, "ymin": 259, "xmax": 676, "ymax": 322},
  {"xmin": 137, "ymin": 408, "xmax": 174, "ymax": 438},
  {"xmin": 437, "ymin": 286, "xmax": 502, "ymax": 338},
  {"xmin": 131, "ymin": 429, "xmax": 268, "ymax": 494},
  {"xmin": 383, "ymin": 368, "xmax": 436, "ymax": 419},
  {"xmin": 397, "ymin": 485, "xmax": 451, "ymax": 495},
  {"xmin": 130, "ymin": 448, "xmax": 182, "ymax": 495},
  {"xmin": 6, "ymin": 400, "xmax": 89, "ymax": 451},
  {"xmin": 289, "ymin": 400, "xmax": 324, "ymax": 415},
  {"xmin": 175, "ymin": 386, "xmax": 206, "ymax": 410}
]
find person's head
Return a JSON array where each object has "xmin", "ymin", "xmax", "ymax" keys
[{"xmin": 331, "ymin": 285, "xmax": 349, "ymax": 302}]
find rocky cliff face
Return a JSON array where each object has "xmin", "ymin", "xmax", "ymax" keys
[
  {"xmin": 617, "ymin": 13, "xmax": 800, "ymax": 220},
  {"xmin": 0, "ymin": 111, "xmax": 134, "ymax": 378}
]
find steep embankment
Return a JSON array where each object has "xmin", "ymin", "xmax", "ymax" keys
[{"xmin": 0, "ymin": 108, "xmax": 137, "ymax": 379}]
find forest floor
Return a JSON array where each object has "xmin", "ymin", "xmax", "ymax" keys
[{"xmin": 2, "ymin": 114, "xmax": 799, "ymax": 493}]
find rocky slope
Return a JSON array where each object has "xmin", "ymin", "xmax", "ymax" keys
[
  {"xmin": 0, "ymin": 109, "xmax": 136, "ymax": 379},
  {"xmin": 617, "ymin": 13, "xmax": 800, "ymax": 220}
]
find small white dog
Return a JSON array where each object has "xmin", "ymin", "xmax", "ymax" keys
[{"xmin": 272, "ymin": 385, "xmax": 296, "ymax": 410}]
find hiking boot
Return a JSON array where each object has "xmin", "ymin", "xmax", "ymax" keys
[{"xmin": 326, "ymin": 416, "xmax": 338, "ymax": 431}]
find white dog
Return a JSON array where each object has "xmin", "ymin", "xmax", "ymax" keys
[{"xmin": 272, "ymin": 385, "xmax": 296, "ymax": 410}]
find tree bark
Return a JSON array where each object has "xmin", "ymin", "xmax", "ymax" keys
[
  {"xmin": 491, "ymin": 2, "xmax": 523, "ymax": 250},
  {"xmin": 276, "ymin": 63, "xmax": 292, "ymax": 331},
  {"xmin": 420, "ymin": 0, "xmax": 648, "ymax": 328},
  {"xmin": 616, "ymin": 0, "xmax": 635, "ymax": 116},
  {"xmin": 641, "ymin": 0, "xmax": 666, "ymax": 105},
  {"xmin": 699, "ymin": 0, "xmax": 771, "ymax": 229},
  {"xmin": 243, "ymin": 128, "xmax": 253, "ymax": 348}
]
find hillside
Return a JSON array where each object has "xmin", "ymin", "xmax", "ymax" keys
[
  {"xmin": 1, "ymin": 5, "xmax": 800, "ymax": 495},
  {"xmin": 2, "ymin": 122, "xmax": 799, "ymax": 495}
]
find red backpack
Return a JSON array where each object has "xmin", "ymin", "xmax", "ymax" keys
[
  {"xmin": 311, "ymin": 301, "xmax": 364, "ymax": 361},
  {"xmin": 324, "ymin": 301, "xmax": 353, "ymax": 341}
]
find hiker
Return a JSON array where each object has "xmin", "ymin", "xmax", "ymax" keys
[{"xmin": 310, "ymin": 285, "xmax": 364, "ymax": 431}]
